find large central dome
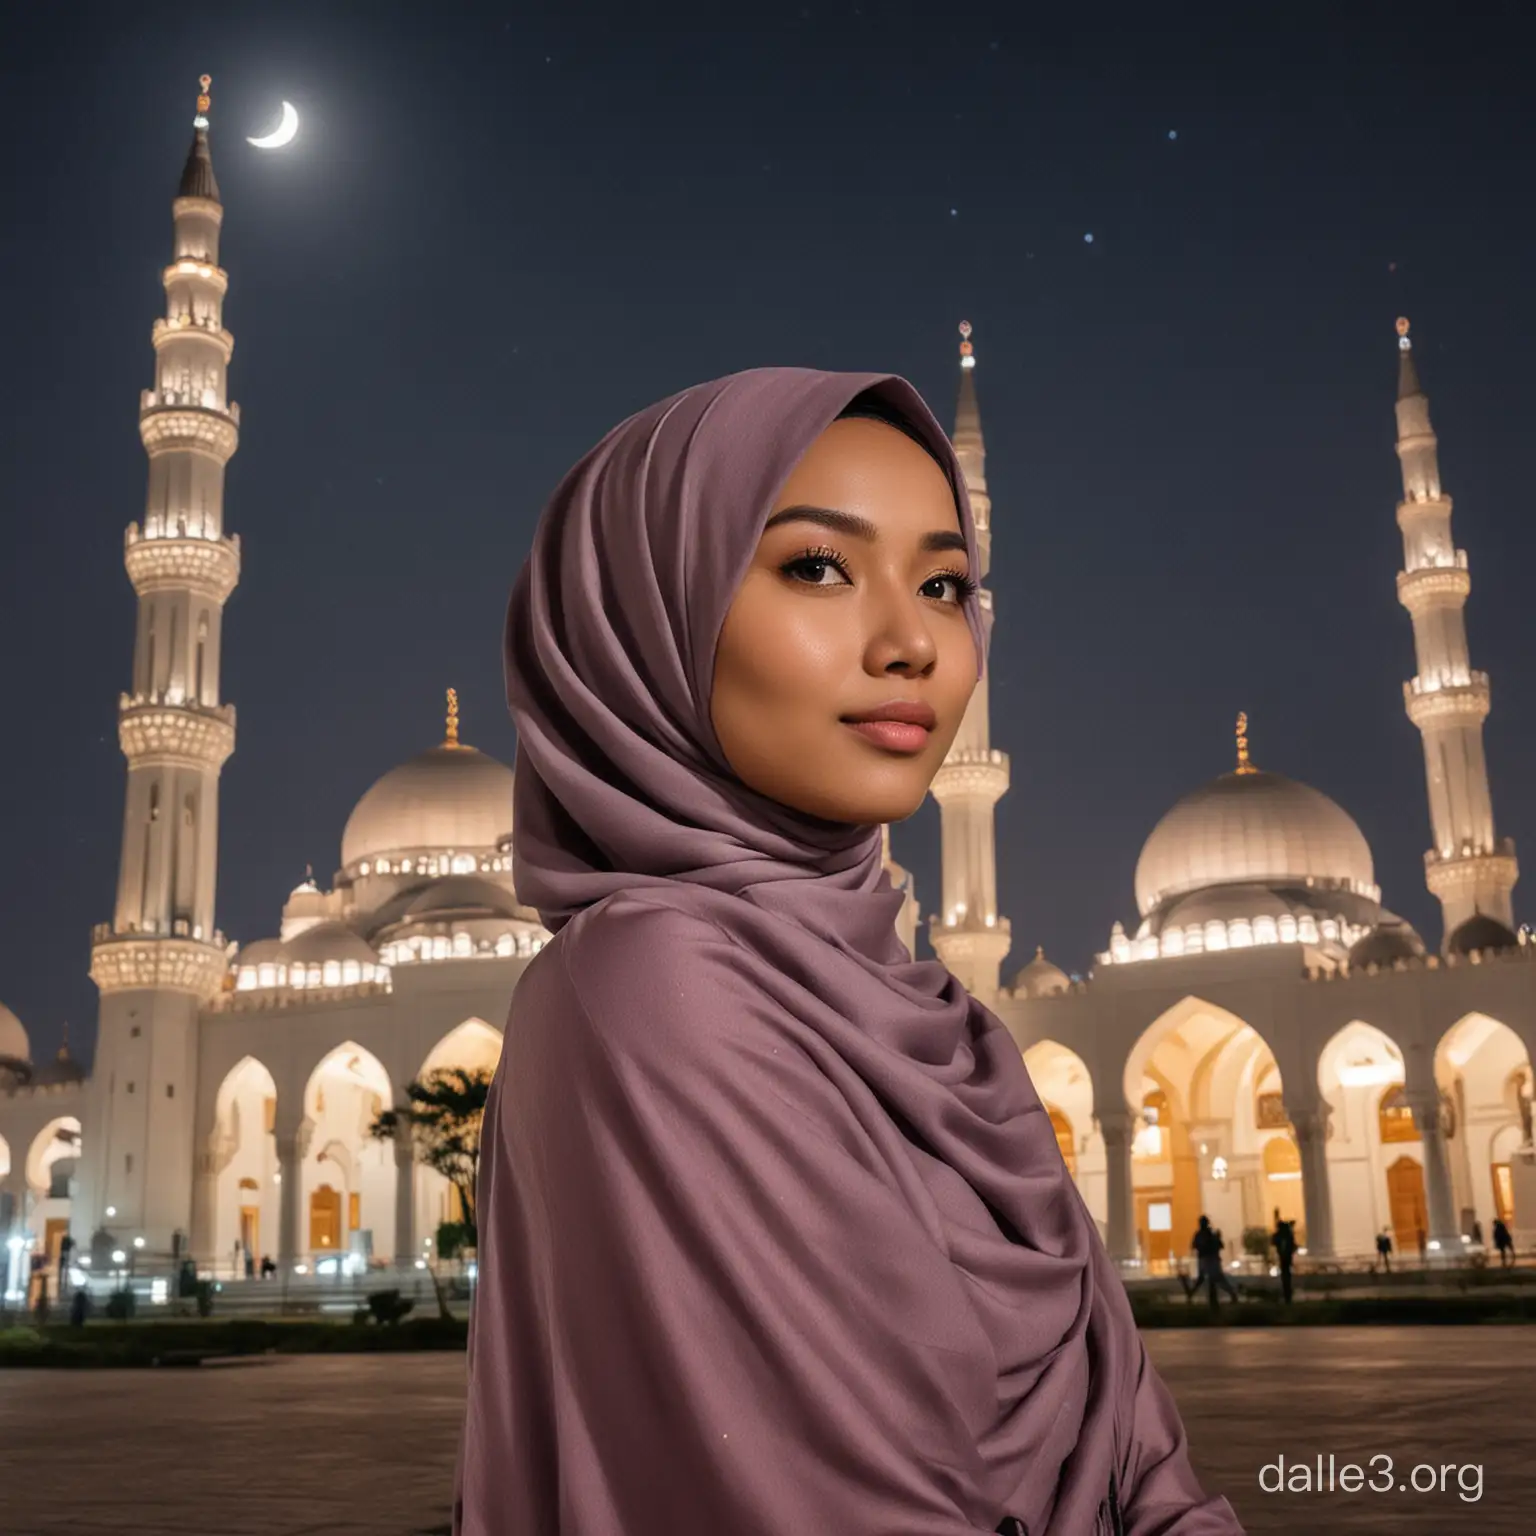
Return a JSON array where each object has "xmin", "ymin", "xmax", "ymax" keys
[
  {"xmin": 341, "ymin": 743, "xmax": 514, "ymax": 870},
  {"xmin": 1134, "ymin": 769, "xmax": 1376, "ymax": 917}
]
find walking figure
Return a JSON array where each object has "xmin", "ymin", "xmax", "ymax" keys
[
  {"xmin": 1192, "ymin": 1216, "xmax": 1239, "ymax": 1308},
  {"xmin": 1270, "ymin": 1208, "xmax": 1297, "ymax": 1304},
  {"xmin": 1375, "ymin": 1227, "xmax": 1393, "ymax": 1271},
  {"xmin": 1492, "ymin": 1217, "xmax": 1515, "ymax": 1269}
]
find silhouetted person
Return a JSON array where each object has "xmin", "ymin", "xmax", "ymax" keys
[
  {"xmin": 1417, "ymin": 1226, "xmax": 1427, "ymax": 1262},
  {"xmin": 245, "ymin": 1250, "xmax": 255, "ymax": 1279},
  {"xmin": 260, "ymin": 1253, "xmax": 276, "ymax": 1280},
  {"xmin": 69, "ymin": 1286, "xmax": 89, "ymax": 1328},
  {"xmin": 1471, "ymin": 1218, "xmax": 1484, "ymax": 1247},
  {"xmin": 1192, "ymin": 1215, "xmax": 1239, "ymax": 1308},
  {"xmin": 1270, "ymin": 1209, "xmax": 1297, "ymax": 1304},
  {"xmin": 1376, "ymin": 1228, "xmax": 1393, "ymax": 1271},
  {"xmin": 1493, "ymin": 1218, "xmax": 1514, "ymax": 1268}
]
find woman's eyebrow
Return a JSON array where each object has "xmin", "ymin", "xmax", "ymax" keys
[{"xmin": 763, "ymin": 504, "xmax": 968, "ymax": 554}]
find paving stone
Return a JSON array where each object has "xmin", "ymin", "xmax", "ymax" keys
[{"xmin": 0, "ymin": 1327, "xmax": 1529, "ymax": 1533}]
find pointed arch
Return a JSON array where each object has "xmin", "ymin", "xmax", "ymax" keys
[
  {"xmin": 211, "ymin": 1056, "xmax": 279, "ymax": 1273},
  {"xmin": 25, "ymin": 1117, "xmax": 81, "ymax": 1196},
  {"xmin": 1123, "ymin": 996, "xmax": 1283, "ymax": 1271},
  {"xmin": 1434, "ymin": 1012, "xmax": 1533, "ymax": 1243},
  {"xmin": 301, "ymin": 1042, "xmax": 394, "ymax": 1267},
  {"xmin": 419, "ymin": 1017, "xmax": 503, "ymax": 1082}
]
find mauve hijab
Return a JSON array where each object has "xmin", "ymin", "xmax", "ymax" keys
[{"xmin": 456, "ymin": 367, "xmax": 1242, "ymax": 1535}]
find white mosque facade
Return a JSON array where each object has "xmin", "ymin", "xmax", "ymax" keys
[{"xmin": 3, "ymin": 103, "xmax": 1535, "ymax": 1302}]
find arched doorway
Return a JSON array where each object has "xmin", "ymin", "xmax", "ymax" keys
[
  {"xmin": 1124, "ymin": 997, "xmax": 1279, "ymax": 1274},
  {"xmin": 302, "ymin": 1043, "xmax": 394, "ymax": 1267},
  {"xmin": 210, "ymin": 1056, "xmax": 278, "ymax": 1273},
  {"xmin": 415, "ymin": 1019, "xmax": 504, "ymax": 1247},
  {"xmin": 1316, "ymin": 1020, "xmax": 1412, "ymax": 1258},
  {"xmin": 1021, "ymin": 1039, "xmax": 1100, "ymax": 1221},
  {"xmin": 23, "ymin": 1118, "xmax": 80, "ymax": 1303},
  {"xmin": 1434, "ymin": 1015, "xmax": 1533, "ymax": 1244}
]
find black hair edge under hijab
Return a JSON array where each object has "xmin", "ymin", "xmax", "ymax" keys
[{"xmin": 835, "ymin": 392, "xmax": 948, "ymax": 468}]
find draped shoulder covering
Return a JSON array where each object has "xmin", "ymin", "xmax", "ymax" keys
[{"xmin": 457, "ymin": 367, "xmax": 1241, "ymax": 1535}]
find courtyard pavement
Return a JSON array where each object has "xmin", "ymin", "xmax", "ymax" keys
[{"xmin": 0, "ymin": 1326, "xmax": 1529, "ymax": 1534}]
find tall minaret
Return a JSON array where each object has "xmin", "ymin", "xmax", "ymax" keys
[
  {"xmin": 78, "ymin": 78, "xmax": 242, "ymax": 1254},
  {"xmin": 1393, "ymin": 317, "xmax": 1517, "ymax": 940},
  {"xmin": 928, "ymin": 322, "xmax": 1011, "ymax": 995}
]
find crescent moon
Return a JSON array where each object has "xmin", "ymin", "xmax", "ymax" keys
[{"xmin": 247, "ymin": 101, "xmax": 299, "ymax": 150}]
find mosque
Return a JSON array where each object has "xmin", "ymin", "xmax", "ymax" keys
[{"xmin": 3, "ymin": 95, "xmax": 1534, "ymax": 1303}]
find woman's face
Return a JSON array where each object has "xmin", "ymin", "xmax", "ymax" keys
[{"xmin": 710, "ymin": 416, "xmax": 979, "ymax": 825}]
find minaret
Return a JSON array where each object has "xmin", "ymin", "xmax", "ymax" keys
[
  {"xmin": 1393, "ymin": 318, "xmax": 1517, "ymax": 940},
  {"xmin": 79, "ymin": 78, "xmax": 242, "ymax": 1254},
  {"xmin": 928, "ymin": 322, "xmax": 1012, "ymax": 995}
]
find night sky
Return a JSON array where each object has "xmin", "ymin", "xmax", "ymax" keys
[{"xmin": 4, "ymin": 1, "xmax": 1535, "ymax": 1066}]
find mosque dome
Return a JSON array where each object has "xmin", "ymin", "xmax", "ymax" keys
[
  {"xmin": 340, "ymin": 697, "xmax": 514, "ymax": 870},
  {"xmin": 1010, "ymin": 947, "xmax": 1070, "ymax": 998},
  {"xmin": 1446, "ymin": 914, "xmax": 1519, "ymax": 957},
  {"xmin": 1347, "ymin": 915, "xmax": 1426, "ymax": 969},
  {"xmin": 0, "ymin": 1000, "xmax": 29, "ymax": 1064},
  {"xmin": 1134, "ymin": 769, "xmax": 1376, "ymax": 917},
  {"xmin": 282, "ymin": 922, "xmax": 377, "ymax": 966}
]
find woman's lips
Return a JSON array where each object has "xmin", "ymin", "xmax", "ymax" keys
[{"xmin": 841, "ymin": 719, "xmax": 932, "ymax": 754}]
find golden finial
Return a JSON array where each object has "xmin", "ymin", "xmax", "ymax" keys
[
  {"xmin": 195, "ymin": 74, "xmax": 212, "ymax": 128},
  {"xmin": 444, "ymin": 687, "xmax": 461, "ymax": 748},
  {"xmin": 1396, "ymin": 316, "xmax": 1411, "ymax": 352},
  {"xmin": 58, "ymin": 1019, "xmax": 71, "ymax": 1061},
  {"xmin": 1234, "ymin": 712, "xmax": 1258, "ymax": 775},
  {"xmin": 958, "ymin": 319, "xmax": 975, "ymax": 369}
]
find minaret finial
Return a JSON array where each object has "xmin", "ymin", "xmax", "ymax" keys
[
  {"xmin": 445, "ymin": 687, "xmax": 461, "ymax": 748},
  {"xmin": 1235, "ymin": 711, "xmax": 1258, "ymax": 775},
  {"xmin": 195, "ymin": 74, "xmax": 212, "ymax": 130},
  {"xmin": 304, "ymin": 862, "xmax": 313, "ymax": 881},
  {"xmin": 958, "ymin": 319, "xmax": 975, "ymax": 371},
  {"xmin": 1397, "ymin": 316, "xmax": 1411, "ymax": 350},
  {"xmin": 58, "ymin": 1019, "xmax": 71, "ymax": 1061}
]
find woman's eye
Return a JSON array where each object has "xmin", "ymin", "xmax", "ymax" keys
[
  {"xmin": 921, "ymin": 573, "xmax": 974, "ymax": 604},
  {"xmin": 782, "ymin": 553, "xmax": 849, "ymax": 586}
]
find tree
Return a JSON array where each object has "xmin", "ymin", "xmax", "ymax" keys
[{"xmin": 370, "ymin": 1066, "xmax": 492, "ymax": 1251}]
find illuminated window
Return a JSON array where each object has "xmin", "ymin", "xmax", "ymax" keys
[
  {"xmin": 1378, "ymin": 1086, "xmax": 1419, "ymax": 1144},
  {"xmin": 1262, "ymin": 1135, "xmax": 1302, "ymax": 1181}
]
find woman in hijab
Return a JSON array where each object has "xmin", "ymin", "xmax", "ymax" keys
[{"xmin": 456, "ymin": 368, "xmax": 1242, "ymax": 1536}]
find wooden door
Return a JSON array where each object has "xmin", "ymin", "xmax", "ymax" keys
[
  {"xmin": 239, "ymin": 1205, "xmax": 259, "ymax": 1260},
  {"xmin": 309, "ymin": 1185, "xmax": 342, "ymax": 1251},
  {"xmin": 1492, "ymin": 1163, "xmax": 1514, "ymax": 1226},
  {"xmin": 1386, "ymin": 1155, "xmax": 1427, "ymax": 1254}
]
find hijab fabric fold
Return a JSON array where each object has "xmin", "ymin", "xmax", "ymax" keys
[{"xmin": 468, "ymin": 367, "xmax": 1239, "ymax": 1535}]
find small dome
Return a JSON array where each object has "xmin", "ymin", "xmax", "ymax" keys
[
  {"xmin": 1135, "ymin": 769, "xmax": 1375, "ymax": 917},
  {"xmin": 341, "ymin": 744, "xmax": 514, "ymax": 869},
  {"xmin": 1447, "ymin": 914, "xmax": 1519, "ymax": 957},
  {"xmin": 1011, "ymin": 947, "xmax": 1070, "ymax": 998},
  {"xmin": 282, "ymin": 922, "xmax": 377, "ymax": 966},
  {"xmin": 1348, "ymin": 916, "xmax": 1426, "ymax": 969},
  {"xmin": 236, "ymin": 937, "xmax": 289, "ymax": 966},
  {"xmin": 402, "ymin": 876, "xmax": 522, "ymax": 920},
  {"xmin": 0, "ymin": 1001, "xmax": 29, "ymax": 1064}
]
